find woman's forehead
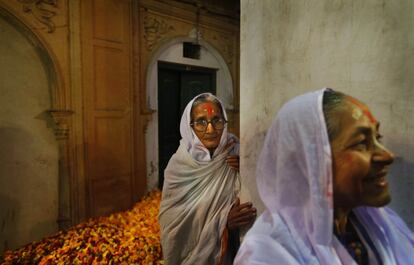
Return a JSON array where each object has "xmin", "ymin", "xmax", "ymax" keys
[
  {"xmin": 192, "ymin": 101, "xmax": 222, "ymax": 116},
  {"xmin": 335, "ymin": 98, "xmax": 378, "ymax": 136},
  {"xmin": 346, "ymin": 96, "xmax": 377, "ymax": 124}
]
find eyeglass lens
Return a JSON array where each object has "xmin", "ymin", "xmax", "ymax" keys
[{"xmin": 193, "ymin": 119, "xmax": 225, "ymax": 132}]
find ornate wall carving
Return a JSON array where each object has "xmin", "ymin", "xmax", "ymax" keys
[
  {"xmin": 143, "ymin": 15, "xmax": 175, "ymax": 51},
  {"xmin": 17, "ymin": 0, "xmax": 58, "ymax": 33}
]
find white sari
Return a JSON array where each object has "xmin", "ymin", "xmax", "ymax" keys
[{"xmin": 159, "ymin": 93, "xmax": 240, "ymax": 265}]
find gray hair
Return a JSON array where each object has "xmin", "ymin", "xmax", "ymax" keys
[
  {"xmin": 322, "ymin": 89, "xmax": 347, "ymax": 141},
  {"xmin": 190, "ymin": 94, "xmax": 223, "ymax": 120}
]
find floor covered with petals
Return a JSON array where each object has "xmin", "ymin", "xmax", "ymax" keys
[{"xmin": 1, "ymin": 191, "xmax": 163, "ymax": 265}]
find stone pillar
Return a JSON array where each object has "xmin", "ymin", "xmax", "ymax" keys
[{"xmin": 48, "ymin": 109, "xmax": 74, "ymax": 230}]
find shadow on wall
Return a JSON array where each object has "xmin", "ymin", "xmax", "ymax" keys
[
  {"xmin": 0, "ymin": 126, "xmax": 58, "ymax": 254},
  {"xmin": 383, "ymin": 1, "xmax": 414, "ymax": 231},
  {"xmin": 0, "ymin": 127, "xmax": 32, "ymax": 253},
  {"xmin": 388, "ymin": 155, "xmax": 414, "ymax": 230},
  {"xmin": 0, "ymin": 194, "xmax": 20, "ymax": 254}
]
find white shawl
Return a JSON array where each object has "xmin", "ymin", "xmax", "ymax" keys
[{"xmin": 159, "ymin": 93, "xmax": 240, "ymax": 265}]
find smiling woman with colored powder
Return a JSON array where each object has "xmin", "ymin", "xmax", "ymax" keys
[
  {"xmin": 159, "ymin": 93, "xmax": 256, "ymax": 265},
  {"xmin": 234, "ymin": 89, "xmax": 414, "ymax": 265}
]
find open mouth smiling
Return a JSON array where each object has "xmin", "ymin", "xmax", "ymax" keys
[{"xmin": 364, "ymin": 170, "xmax": 389, "ymax": 187}]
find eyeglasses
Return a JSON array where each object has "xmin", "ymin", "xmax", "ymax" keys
[{"xmin": 190, "ymin": 118, "xmax": 227, "ymax": 132}]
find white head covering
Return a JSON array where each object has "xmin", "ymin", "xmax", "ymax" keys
[
  {"xmin": 180, "ymin": 92, "xmax": 230, "ymax": 162},
  {"xmin": 159, "ymin": 93, "xmax": 239, "ymax": 265},
  {"xmin": 235, "ymin": 88, "xmax": 414, "ymax": 265},
  {"xmin": 257, "ymin": 89, "xmax": 333, "ymax": 245}
]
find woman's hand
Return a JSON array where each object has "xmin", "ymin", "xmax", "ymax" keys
[
  {"xmin": 226, "ymin": 155, "xmax": 239, "ymax": 171},
  {"xmin": 227, "ymin": 197, "xmax": 256, "ymax": 231}
]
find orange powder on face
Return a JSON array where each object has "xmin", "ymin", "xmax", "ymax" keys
[{"xmin": 347, "ymin": 97, "xmax": 377, "ymax": 124}]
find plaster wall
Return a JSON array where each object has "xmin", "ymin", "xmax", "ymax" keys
[
  {"xmin": 0, "ymin": 17, "xmax": 58, "ymax": 252},
  {"xmin": 240, "ymin": 0, "xmax": 414, "ymax": 229}
]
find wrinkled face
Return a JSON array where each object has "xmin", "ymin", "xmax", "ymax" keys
[
  {"xmin": 331, "ymin": 97, "xmax": 395, "ymax": 209},
  {"xmin": 191, "ymin": 101, "xmax": 224, "ymax": 152}
]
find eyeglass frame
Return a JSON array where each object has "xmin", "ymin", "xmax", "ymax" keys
[{"xmin": 190, "ymin": 117, "xmax": 227, "ymax": 132}]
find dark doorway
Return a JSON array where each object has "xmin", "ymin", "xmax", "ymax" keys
[{"xmin": 158, "ymin": 61, "xmax": 217, "ymax": 188}]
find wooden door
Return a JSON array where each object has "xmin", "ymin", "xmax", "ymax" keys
[
  {"xmin": 81, "ymin": 0, "xmax": 145, "ymax": 218},
  {"xmin": 158, "ymin": 62, "xmax": 216, "ymax": 188}
]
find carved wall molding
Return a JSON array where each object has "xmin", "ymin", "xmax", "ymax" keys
[
  {"xmin": 17, "ymin": 0, "xmax": 57, "ymax": 33},
  {"xmin": 138, "ymin": 0, "xmax": 239, "ymax": 31},
  {"xmin": 143, "ymin": 15, "xmax": 175, "ymax": 51},
  {"xmin": 48, "ymin": 109, "xmax": 73, "ymax": 139}
]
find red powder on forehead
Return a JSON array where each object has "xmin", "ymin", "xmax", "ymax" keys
[
  {"xmin": 202, "ymin": 102, "xmax": 215, "ymax": 115},
  {"xmin": 348, "ymin": 97, "xmax": 377, "ymax": 124}
]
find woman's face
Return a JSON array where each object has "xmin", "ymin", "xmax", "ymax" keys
[
  {"xmin": 331, "ymin": 97, "xmax": 395, "ymax": 209},
  {"xmin": 191, "ymin": 101, "xmax": 224, "ymax": 152}
]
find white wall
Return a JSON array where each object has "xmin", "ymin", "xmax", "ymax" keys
[
  {"xmin": 0, "ymin": 15, "xmax": 59, "ymax": 252},
  {"xmin": 240, "ymin": 0, "xmax": 414, "ymax": 229}
]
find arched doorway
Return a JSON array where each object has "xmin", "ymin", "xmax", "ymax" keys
[{"xmin": 145, "ymin": 37, "xmax": 234, "ymax": 190}]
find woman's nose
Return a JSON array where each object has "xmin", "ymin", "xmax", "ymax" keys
[
  {"xmin": 373, "ymin": 144, "xmax": 395, "ymax": 165},
  {"xmin": 205, "ymin": 122, "xmax": 215, "ymax": 133}
]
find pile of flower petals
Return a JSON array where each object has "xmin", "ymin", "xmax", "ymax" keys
[{"xmin": 1, "ymin": 190, "xmax": 163, "ymax": 265}]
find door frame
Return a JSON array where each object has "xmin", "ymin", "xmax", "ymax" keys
[
  {"xmin": 157, "ymin": 61, "xmax": 217, "ymax": 187},
  {"xmin": 145, "ymin": 37, "xmax": 234, "ymax": 190}
]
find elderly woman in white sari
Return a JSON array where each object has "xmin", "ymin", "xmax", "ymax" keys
[
  {"xmin": 159, "ymin": 93, "xmax": 256, "ymax": 265},
  {"xmin": 235, "ymin": 88, "xmax": 414, "ymax": 265}
]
